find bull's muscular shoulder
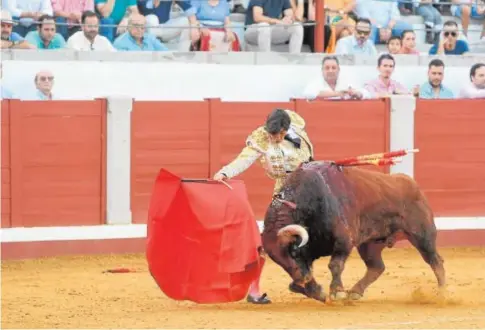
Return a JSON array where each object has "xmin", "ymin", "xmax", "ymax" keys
[
  {"xmin": 284, "ymin": 109, "xmax": 306, "ymax": 130},
  {"xmin": 246, "ymin": 126, "xmax": 270, "ymax": 150}
]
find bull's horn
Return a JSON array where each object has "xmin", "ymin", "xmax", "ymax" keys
[{"xmin": 277, "ymin": 224, "xmax": 309, "ymax": 248}]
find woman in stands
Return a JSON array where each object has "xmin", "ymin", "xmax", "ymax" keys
[{"xmin": 189, "ymin": 0, "xmax": 239, "ymax": 51}]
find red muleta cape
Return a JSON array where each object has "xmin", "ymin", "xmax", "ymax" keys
[{"xmin": 146, "ymin": 168, "xmax": 263, "ymax": 304}]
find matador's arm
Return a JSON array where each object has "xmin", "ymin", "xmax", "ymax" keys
[{"xmin": 215, "ymin": 145, "xmax": 262, "ymax": 179}]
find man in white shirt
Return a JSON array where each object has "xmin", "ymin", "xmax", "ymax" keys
[
  {"xmin": 67, "ymin": 10, "xmax": 115, "ymax": 51},
  {"xmin": 302, "ymin": 56, "xmax": 370, "ymax": 100},
  {"xmin": 459, "ymin": 62, "xmax": 485, "ymax": 98}
]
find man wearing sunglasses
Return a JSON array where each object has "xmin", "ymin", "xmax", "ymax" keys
[
  {"xmin": 335, "ymin": 18, "xmax": 377, "ymax": 55},
  {"xmin": 428, "ymin": 20, "xmax": 470, "ymax": 55}
]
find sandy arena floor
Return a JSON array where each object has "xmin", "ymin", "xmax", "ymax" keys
[{"xmin": 2, "ymin": 247, "xmax": 485, "ymax": 329}]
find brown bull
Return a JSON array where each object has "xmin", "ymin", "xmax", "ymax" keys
[{"xmin": 261, "ymin": 160, "xmax": 446, "ymax": 302}]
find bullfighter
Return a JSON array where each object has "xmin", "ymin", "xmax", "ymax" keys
[{"xmin": 213, "ymin": 108, "xmax": 315, "ymax": 304}]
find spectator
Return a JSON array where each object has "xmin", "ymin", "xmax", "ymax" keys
[
  {"xmin": 3, "ymin": 0, "xmax": 53, "ymax": 36},
  {"xmin": 354, "ymin": 0, "xmax": 413, "ymax": 45},
  {"xmin": 67, "ymin": 10, "xmax": 116, "ymax": 50},
  {"xmin": 417, "ymin": 59, "xmax": 454, "ymax": 99},
  {"xmin": 113, "ymin": 13, "xmax": 168, "ymax": 51},
  {"xmin": 303, "ymin": 56, "xmax": 369, "ymax": 100},
  {"xmin": 1, "ymin": 9, "xmax": 35, "ymax": 49},
  {"xmin": 138, "ymin": 0, "xmax": 198, "ymax": 51},
  {"xmin": 25, "ymin": 14, "xmax": 66, "ymax": 49},
  {"xmin": 459, "ymin": 62, "xmax": 485, "ymax": 98},
  {"xmin": 414, "ymin": 0, "xmax": 442, "ymax": 44},
  {"xmin": 51, "ymin": 0, "xmax": 94, "ymax": 40},
  {"xmin": 429, "ymin": 20, "xmax": 470, "ymax": 55},
  {"xmin": 400, "ymin": 30, "xmax": 419, "ymax": 54},
  {"xmin": 364, "ymin": 53, "xmax": 409, "ymax": 97},
  {"xmin": 335, "ymin": 17, "xmax": 377, "ymax": 55},
  {"xmin": 308, "ymin": 0, "xmax": 356, "ymax": 50},
  {"xmin": 28, "ymin": 70, "xmax": 55, "ymax": 100},
  {"xmin": 386, "ymin": 35, "xmax": 401, "ymax": 54},
  {"xmin": 244, "ymin": 0, "xmax": 304, "ymax": 53},
  {"xmin": 95, "ymin": 0, "xmax": 139, "ymax": 42},
  {"xmin": 450, "ymin": 0, "xmax": 485, "ymax": 38},
  {"xmin": 190, "ymin": 0, "xmax": 239, "ymax": 51}
]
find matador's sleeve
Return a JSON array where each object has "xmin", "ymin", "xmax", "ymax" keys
[{"xmin": 215, "ymin": 143, "xmax": 262, "ymax": 179}]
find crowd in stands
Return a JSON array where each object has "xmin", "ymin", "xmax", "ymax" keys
[
  {"xmin": 0, "ymin": 0, "xmax": 484, "ymax": 54},
  {"xmin": 302, "ymin": 54, "xmax": 485, "ymax": 98}
]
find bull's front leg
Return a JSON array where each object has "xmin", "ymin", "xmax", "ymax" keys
[{"xmin": 328, "ymin": 240, "xmax": 353, "ymax": 300}]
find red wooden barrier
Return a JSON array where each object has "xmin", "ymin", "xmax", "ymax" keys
[
  {"xmin": 414, "ymin": 99, "xmax": 485, "ymax": 216},
  {"xmin": 1, "ymin": 99, "xmax": 107, "ymax": 227},
  {"xmin": 295, "ymin": 99, "xmax": 390, "ymax": 173},
  {"xmin": 131, "ymin": 101, "xmax": 211, "ymax": 223},
  {"xmin": 1, "ymin": 100, "xmax": 11, "ymax": 227}
]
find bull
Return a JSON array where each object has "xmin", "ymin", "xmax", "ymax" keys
[{"xmin": 261, "ymin": 160, "xmax": 446, "ymax": 302}]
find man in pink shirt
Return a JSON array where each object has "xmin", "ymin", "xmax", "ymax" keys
[
  {"xmin": 364, "ymin": 54, "xmax": 410, "ymax": 98},
  {"xmin": 459, "ymin": 63, "xmax": 485, "ymax": 98},
  {"xmin": 51, "ymin": 0, "xmax": 94, "ymax": 39}
]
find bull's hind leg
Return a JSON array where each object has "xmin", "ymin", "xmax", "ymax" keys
[
  {"xmin": 348, "ymin": 241, "xmax": 386, "ymax": 300},
  {"xmin": 407, "ymin": 231, "xmax": 446, "ymax": 288}
]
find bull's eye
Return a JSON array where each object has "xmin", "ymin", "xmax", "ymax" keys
[{"xmin": 289, "ymin": 244, "xmax": 298, "ymax": 258}]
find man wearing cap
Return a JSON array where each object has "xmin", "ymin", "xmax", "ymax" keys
[{"xmin": 0, "ymin": 10, "xmax": 35, "ymax": 49}]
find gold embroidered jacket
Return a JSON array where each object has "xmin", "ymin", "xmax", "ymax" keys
[{"xmin": 215, "ymin": 110, "xmax": 314, "ymax": 194}]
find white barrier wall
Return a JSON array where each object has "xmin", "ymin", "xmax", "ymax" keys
[{"xmin": 2, "ymin": 51, "xmax": 484, "ymax": 102}]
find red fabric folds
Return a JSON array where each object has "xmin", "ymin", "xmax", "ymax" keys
[{"xmin": 146, "ymin": 168, "xmax": 263, "ymax": 304}]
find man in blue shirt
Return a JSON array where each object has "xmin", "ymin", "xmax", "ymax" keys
[
  {"xmin": 418, "ymin": 59, "xmax": 454, "ymax": 99},
  {"xmin": 113, "ymin": 13, "xmax": 168, "ymax": 51},
  {"xmin": 429, "ymin": 20, "xmax": 469, "ymax": 55},
  {"xmin": 1, "ymin": 9, "xmax": 35, "ymax": 49},
  {"xmin": 24, "ymin": 15, "xmax": 67, "ymax": 49},
  {"xmin": 137, "ymin": 0, "xmax": 199, "ymax": 51}
]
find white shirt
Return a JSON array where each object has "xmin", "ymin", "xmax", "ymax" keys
[
  {"xmin": 459, "ymin": 82, "xmax": 485, "ymax": 99},
  {"xmin": 67, "ymin": 31, "xmax": 116, "ymax": 51},
  {"xmin": 302, "ymin": 75, "xmax": 371, "ymax": 100}
]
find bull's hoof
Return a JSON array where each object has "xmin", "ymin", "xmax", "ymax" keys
[
  {"xmin": 348, "ymin": 292, "xmax": 363, "ymax": 300},
  {"xmin": 289, "ymin": 282, "xmax": 306, "ymax": 295},
  {"xmin": 310, "ymin": 290, "xmax": 327, "ymax": 303},
  {"xmin": 329, "ymin": 291, "xmax": 348, "ymax": 301}
]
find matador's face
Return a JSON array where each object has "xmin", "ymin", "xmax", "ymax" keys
[{"xmin": 269, "ymin": 129, "xmax": 287, "ymax": 144}]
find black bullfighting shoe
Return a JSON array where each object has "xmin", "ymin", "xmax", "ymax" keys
[{"xmin": 246, "ymin": 293, "xmax": 272, "ymax": 304}]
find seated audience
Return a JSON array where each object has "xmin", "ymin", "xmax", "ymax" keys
[
  {"xmin": 335, "ymin": 17, "xmax": 377, "ymax": 55},
  {"xmin": 67, "ymin": 10, "xmax": 116, "ymax": 50},
  {"xmin": 95, "ymin": 0, "xmax": 139, "ymax": 42},
  {"xmin": 450, "ymin": 0, "xmax": 485, "ymax": 38},
  {"xmin": 459, "ymin": 62, "xmax": 485, "ymax": 98},
  {"xmin": 51, "ymin": 0, "xmax": 94, "ymax": 40},
  {"xmin": 303, "ymin": 56, "xmax": 369, "ymax": 100},
  {"xmin": 364, "ymin": 53, "xmax": 409, "ymax": 97},
  {"xmin": 417, "ymin": 59, "xmax": 454, "ymax": 99},
  {"xmin": 25, "ymin": 14, "xmax": 66, "ymax": 49},
  {"xmin": 302, "ymin": 0, "xmax": 332, "ymax": 52},
  {"xmin": 386, "ymin": 35, "xmax": 401, "ymax": 54},
  {"xmin": 3, "ymin": 0, "xmax": 53, "ymax": 36},
  {"xmin": 113, "ymin": 13, "xmax": 168, "ymax": 51},
  {"xmin": 400, "ymin": 30, "xmax": 419, "ymax": 54},
  {"xmin": 308, "ymin": 0, "xmax": 356, "ymax": 52},
  {"xmin": 189, "ymin": 0, "xmax": 239, "ymax": 51},
  {"xmin": 138, "ymin": 0, "xmax": 198, "ymax": 51},
  {"xmin": 414, "ymin": 0, "xmax": 442, "ymax": 44},
  {"xmin": 354, "ymin": 0, "xmax": 413, "ymax": 45},
  {"xmin": 244, "ymin": 0, "xmax": 304, "ymax": 53},
  {"xmin": 1, "ymin": 10, "xmax": 36, "ymax": 49},
  {"xmin": 429, "ymin": 20, "xmax": 470, "ymax": 55}
]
